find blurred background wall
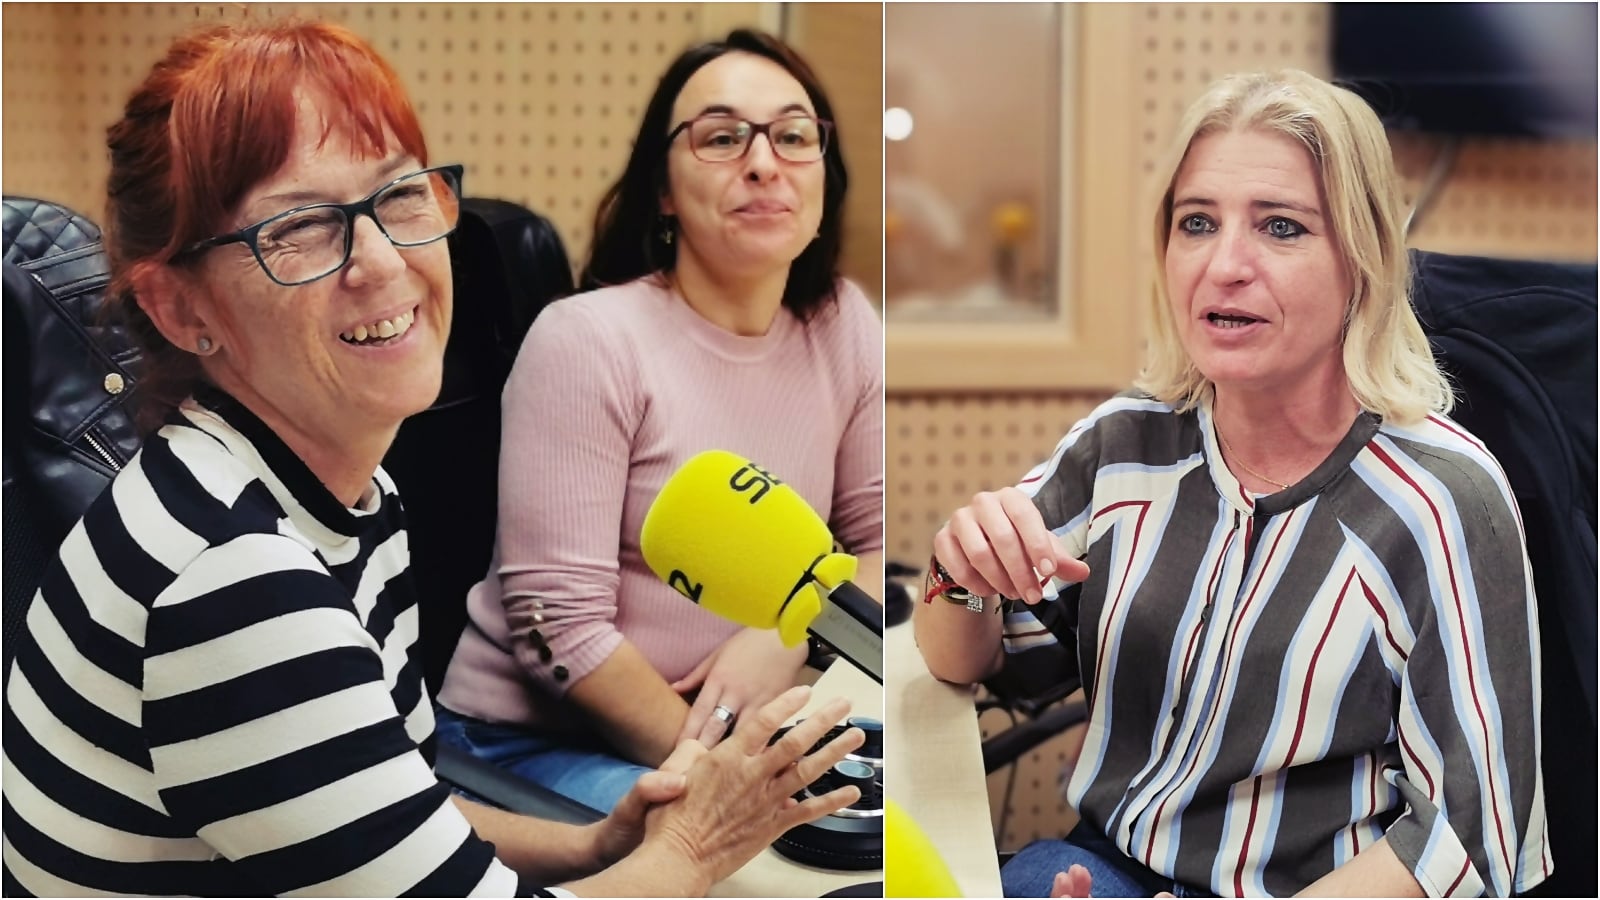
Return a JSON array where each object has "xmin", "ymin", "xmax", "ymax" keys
[
  {"xmin": 884, "ymin": 1, "xmax": 1597, "ymax": 852},
  {"xmin": 0, "ymin": 1, "xmax": 883, "ymax": 296}
]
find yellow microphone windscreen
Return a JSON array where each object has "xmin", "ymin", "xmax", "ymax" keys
[
  {"xmin": 641, "ymin": 450, "xmax": 834, "ymax": 645},
  {"xmin": 885, "ymin": 798, "xmax": 963, "ymax": 897}
]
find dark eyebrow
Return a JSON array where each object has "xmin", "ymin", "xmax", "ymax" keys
[
  {"xmin": 1172, "ymin": 196, "xmax": 1324, "ymax": 218},
  {"xmin": 690, "ymin": 101, "xmax": 814, "ymax": 119}
]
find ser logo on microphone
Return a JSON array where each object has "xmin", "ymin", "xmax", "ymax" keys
[
  {"xmin": 667, "ymin": 569, "xmax": 704, "ymax": 604},
  {"xmin": 728, "ymin": 463, "xmax": 782, "ymax": 505}
]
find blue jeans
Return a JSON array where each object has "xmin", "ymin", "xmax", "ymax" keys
[
  {"xmin": 1002, "ymin": 821, "xmax": 1217, "ymax": 898},
  {"xmin": 434, "ymin": 706, "xmax": 654, "ymax": 814}
]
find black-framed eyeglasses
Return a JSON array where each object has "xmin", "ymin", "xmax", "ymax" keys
[
  {"xmin": 667, "ymin": 114, "xmax": 833, "ymax": 163},
  {"xmin": 180, "ymin": 163, "xmax": 465, "ymax": 287}
]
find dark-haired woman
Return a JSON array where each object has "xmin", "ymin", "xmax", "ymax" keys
[
  {"xmin": 1, "ymin": 20, "xmax": 863, "ymax": 897},
  {"xmin": 436, "ymin": 29, "xmax": 884, "ymax": 814}
]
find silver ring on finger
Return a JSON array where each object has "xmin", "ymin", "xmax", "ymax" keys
[{"xmin": 711, "ymin": 704, "xmax": 737, "ymax": 729}]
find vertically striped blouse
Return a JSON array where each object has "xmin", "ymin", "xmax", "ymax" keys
[
  {"xmin": 997, "ymin": 393, "xmax": 1548, "ymax": 897},
  {"xmin": 2, "ymin": 388, "xmax": 547, "ymax": 896}
]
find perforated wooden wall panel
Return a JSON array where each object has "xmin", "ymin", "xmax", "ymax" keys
[
  {"xmin": 1127, "ymin": 2, "xmax": 1597, "ymax": 259},
  {"xmin": 788, "ymin": 3, "xmax": 884, "ymax": 298},
  {"xmin": 887, "ymin": 392, "xmax": 1110, "ymax": 564},
  {"xmin": 887, "ymin": 1, "xmax": 1597, "ymax": 854},
  {"xmin": 1, "ymin": 2, "xmax": 883, "ymax": 292},
  {"xmin": 2, "ymin": 5, "xmax": 83, "ymax": 209}
]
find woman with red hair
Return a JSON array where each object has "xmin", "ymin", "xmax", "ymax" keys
[{"xmin": 0, "ymin": 20, "xmax": 861, "ymax": 897}]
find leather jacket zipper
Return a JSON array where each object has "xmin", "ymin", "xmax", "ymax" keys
[{"xmin": 82, "ymin": 430, "xmax": 124, "ymax": 472}]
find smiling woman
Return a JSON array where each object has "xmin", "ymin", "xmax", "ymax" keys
[
  {"xmin": 147, "ymin": 97, "xmax": 458, "ymax": 504},
  {"xmin": 434, "ymin": 29, "xmax": 884, "ymax": 817}
]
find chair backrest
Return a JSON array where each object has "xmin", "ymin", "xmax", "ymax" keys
[
  {"xmin": 0, "ymin": 195, "xmax": 574, "ymax": 700},
  {"xmin": 1410, "ymin": 248, "xmax": 1596, "ymax": 900},
  {"xmin": 384, "ymin": 197, "xmax": 575, "ymax": 696}
]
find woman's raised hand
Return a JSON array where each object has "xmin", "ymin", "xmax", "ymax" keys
[{"xmin": 933, "ymin": 487, "xmax": 1090, "ymax": 605}]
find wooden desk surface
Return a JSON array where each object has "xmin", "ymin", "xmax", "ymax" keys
[
  {"xmin": 710, "ymin": 657, "xmax": 884, "ymax": 898},
  {"xmin": 884, "ymin": 622, "xmax": 1004, "ymax": 899}
]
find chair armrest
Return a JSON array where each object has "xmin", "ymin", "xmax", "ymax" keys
[
  {"xmin": 435, "ymin": 742, "xmax": 605, "ymax": 825},
  {"xmin": 981, "ymin": 696, "xmax": 1088, "ymax": 774}
]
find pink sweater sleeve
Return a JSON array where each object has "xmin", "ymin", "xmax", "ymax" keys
[
  {"xmin": 828, "ymin": 282, "xmax": 886, "ymax": 555},
  {"xmin": 494, "ymin": 298, "xmax": 634, "ymax": 696}
]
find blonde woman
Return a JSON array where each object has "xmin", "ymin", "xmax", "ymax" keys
[{"xmin": 917, "ymin": 71, "xmax": 1547, "ymax": 898}]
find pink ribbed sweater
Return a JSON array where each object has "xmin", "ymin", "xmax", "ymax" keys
[{"xmin": 436, "ymin": 276, "xmax": 883, "ymax": 730}]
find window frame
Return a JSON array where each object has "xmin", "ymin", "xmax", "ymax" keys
[{"xmin": 887, "ymin": 6, "xmax": 1142, "ymax": 391}]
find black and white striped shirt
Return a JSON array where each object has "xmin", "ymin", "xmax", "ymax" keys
[
  {"xmin": 998, "ymin": 393, "xmax": 1549, "ymax": 897},
  {"xmin": 2, "ymin": 388, "xmax": 545, "ymax": 896}
]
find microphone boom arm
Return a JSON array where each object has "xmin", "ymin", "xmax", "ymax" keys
[{"xmin": 812, "ymin": 580, "xmax": 884, "ymax": 683}]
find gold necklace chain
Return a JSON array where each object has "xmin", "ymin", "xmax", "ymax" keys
[{"xmin": 1216, "ymin": 427, "xmax": 1291, "ymax": 491}]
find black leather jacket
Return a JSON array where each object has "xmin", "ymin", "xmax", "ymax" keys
[{"xmin": 2, "ymin": 198, "xmax": 143, "ymax": 546}]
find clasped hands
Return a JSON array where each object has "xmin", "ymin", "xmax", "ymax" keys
[{"xmin": 593, "ymin": 685, "xmax": 862, "ymax": 884}]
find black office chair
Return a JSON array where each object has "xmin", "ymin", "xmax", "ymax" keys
[
  {"xmin": 1408, "ymin": 249, "xmax": 1596, "ymax": 899},
  {"xmin": 381, "ymin": 197, "xmax": 598, "ymax": 824},
  {"xmin": 1, "ymin": 194, "xmax": 600, "ymax": 825},
  {"xmin": 386, "ymin": 197, "xmax": 576, "ymax": 700}
]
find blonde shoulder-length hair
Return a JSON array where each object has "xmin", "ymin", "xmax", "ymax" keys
[{"xmin": 1134, "ymin": 69, "xmax": 1453, "ymax": 425}]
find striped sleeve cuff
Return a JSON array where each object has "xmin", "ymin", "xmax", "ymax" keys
[{"xmin": 1385, "ymin": 775, "xmax": 1485, "ymax": 897}]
